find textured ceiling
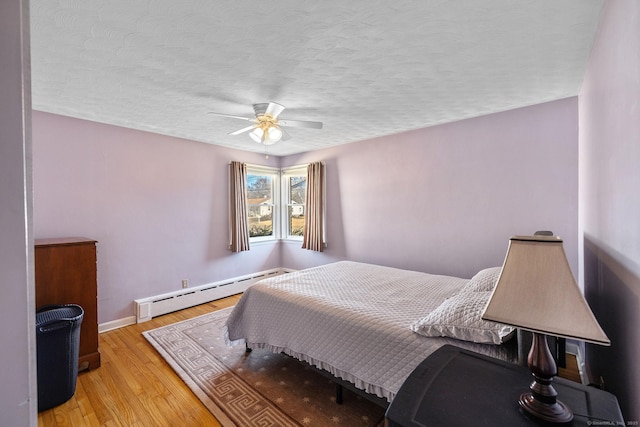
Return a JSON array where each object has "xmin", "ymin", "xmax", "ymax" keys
[{"xmin": 30, "ymin": 0, "xmax": 603, "ymax": 156}]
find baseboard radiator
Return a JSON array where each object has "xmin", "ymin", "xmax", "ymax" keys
[{"xmin": 134, "ymin": 268, "xmax": 287, "ymax": 323}]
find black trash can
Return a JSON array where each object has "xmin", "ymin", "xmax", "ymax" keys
[{"xmin": 36, "ymin": 304, "xmax": 84, "ymax": 412}]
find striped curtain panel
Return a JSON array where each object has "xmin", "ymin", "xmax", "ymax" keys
[
  {"xmin": 302, "ymin": 161, "xmax": 325, "ymax": 252},
  {"xmin": 229, "ymin": 161, "xmax": 250, "ymax": 252}
]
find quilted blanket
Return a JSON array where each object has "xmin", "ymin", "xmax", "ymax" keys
[{"xmin": 224, "ymin": 261, "xmax": 516, "ymax": 402}]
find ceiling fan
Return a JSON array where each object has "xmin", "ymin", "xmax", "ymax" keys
[{"xmin": 209, "ymin": 102, "xmax": 323, "ymax": 145}]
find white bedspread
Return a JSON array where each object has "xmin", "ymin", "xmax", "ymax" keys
[{"xmin": 224, "ymin": 261, "xmax": 517, "ymax": 402}]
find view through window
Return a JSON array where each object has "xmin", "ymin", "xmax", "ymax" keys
[
  {"xmin": 246, "ymin": 172, "xmax": 275, "ymax": 239},
  {"xmin": 284, "ymin": 172, "xmax": 306, "ymax": 238},
  {"xmin": 245, "ymin": 165, "xmax": 308, "ymax": 241}
]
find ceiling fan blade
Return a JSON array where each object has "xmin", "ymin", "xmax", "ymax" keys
[
  {"xmin": 208, "ymin": 112, "xmax": 254, "ymax": 121},
  {"xmin": 281, "ymin": 128, "xmax": 292, "ymax": 141},
  {"xmin": 228, "ymin": 125, "xmax": 255, "ymax": 135},
  {"xmin": 265, "ymin": 102, "xmax": 285, "ymax": 118},
  {"xmin": 278, "ymin": 118, "xmax": 323, "ymax": 129}
]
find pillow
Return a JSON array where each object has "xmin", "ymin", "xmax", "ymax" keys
[
  {"xmin": 411, "ymin": 291, "xmax": 515, "ymax": 344},
  {"xmin": 463, "ymin": 267, "xmax": 502, "ymax": 293}
]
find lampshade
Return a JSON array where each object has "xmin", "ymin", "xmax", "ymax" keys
[
  {"xmin": 248, "ymin": 124, "xmax": 282, "ymax": 145},
  {"xmin": 265, "ymin": 126, "xmax": 282, "ymax": 143},
  {"xmin": 249, "ymin": 127, "xmax": 263, "ymax": 143},
  {"xmin": 482, "ymin": 235, "xmax": 610, "ymax": 345}
]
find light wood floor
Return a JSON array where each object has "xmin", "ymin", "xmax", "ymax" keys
[
  {"xmin": 37, "ymin": 294, "xmax": 241, "ymax": 427},
  {"xmin": 558, "ymin": 352, "xmax": 582, "ymax": 383},
  {"xmin": 38, "ymin": 293, "xmax": 582, "ymax": 426}
]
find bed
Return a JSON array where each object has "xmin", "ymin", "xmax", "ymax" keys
[{"xmin": 224, "ymin": 261, "xmax": 519, "ymax": 403}]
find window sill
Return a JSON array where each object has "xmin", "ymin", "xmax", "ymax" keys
[
  {"xmin": 282, "ymin": 238, "xmax": 303, "ymax": 244},
  {"xmin": 248, "ymin": 238, "xmax": 308, "ymax": 246},
  {"xmin": 249, "ymin": 238, "xmax": 278, "ymax": 246}
]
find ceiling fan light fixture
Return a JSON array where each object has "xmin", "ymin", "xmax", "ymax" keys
[
  {"xmin": 249, "ymin": 127, "xmax": 263, "ymax": 143},
  {"xmin": 266, "ymin": 126, "xmax": 282, "ymax": 143},
  {"xmin": 210, "ymin": 102, "xmax": 323, "ymax": 146}
]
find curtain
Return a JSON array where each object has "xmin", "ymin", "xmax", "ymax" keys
[
  {"xmin": 302, "ymin": 161, "xmax": 325, "ymax": 252},
  {"xmin": 229, "ymin": 161, "xmax": 250, "ymax": 252}
]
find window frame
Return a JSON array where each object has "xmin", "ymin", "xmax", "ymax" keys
[
  {"xmin": 281, "ymin": 165, "xmax": 308, "ymax": 241},
  {"xmin": 245, "ymin": 165, "xmax": 280, "ymax": 244},
  {"xmin": 243, "ymin": 163, "xmax": 312, "ymax": 244}
]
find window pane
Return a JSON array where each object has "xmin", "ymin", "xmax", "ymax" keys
[
  {"xmin": 247, "ymin": 174, "xmax": 274, "ymax": 238},
  {"xmin": 248, "ymin": 204, "xmax": 273, "ymax": 237},
  {"xmin": 288, "ymin": 205, "xmax": 305, "ymax": 236},
  {"xmin": 247, "ymin": 175, "xmax": 272, "ymax": 199},
  {"xmin": 287, "ymin": 175, "xmax": 306, "ymax": 237},
  {"xmin": 289, "ymin": 176, "xmax": 306, "ymax": 203}
]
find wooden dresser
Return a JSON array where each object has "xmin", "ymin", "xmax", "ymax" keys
[{"xmin": 34, "ymin": 237, "xmax": 100, "ymax": 370}]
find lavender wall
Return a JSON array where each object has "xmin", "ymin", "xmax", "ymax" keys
[
  {"xmin": 32, "ymin": 112, "xmax": 281, "ymax": 323},
  {"xmin": 579, "ymin": 0, "xmax": 640, "ymax": 419},
  {"xmin": 282, "ymin": 98, "xmax": 579, "ymax": 279},
  {"xmin": 0, "ymin": 0, "xmax": 37, "ymax": 425},
  {"xmin": 34, "ymin": 97, "xmax": 579, "ymax": 328}
]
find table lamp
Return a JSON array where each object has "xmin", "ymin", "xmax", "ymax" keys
[{"xmin": 482, "ymin": 234, "xmax": 610, "ymax": 423}]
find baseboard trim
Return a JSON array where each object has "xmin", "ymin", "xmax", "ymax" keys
[
  {"xmin": 134, "ymin": 268, "xmax": 290, "ymax": 323},
  {"xmin": 98, "ymin": 267, "xmax": 296, "ymax": 333},
  {"xmin": 99, "ymin": 316, "xmax": 137, "ymax": 333}
]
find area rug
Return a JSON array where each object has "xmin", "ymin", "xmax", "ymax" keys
[{"xmin": 143, "ymin": 307, "xmax": 386, "ymax": 426}]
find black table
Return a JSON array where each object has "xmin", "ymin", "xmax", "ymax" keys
[{"xmin": 385, "ymin": 345, "xmax": 624, "ymax": 426}]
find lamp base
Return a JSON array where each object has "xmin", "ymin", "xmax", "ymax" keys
[
  {"xmin": 519, "ymin": 392, "xmax": 573, "ymax": 423},
  {"xmin": 520, "ymin": 333, "xmax": 574, "ymax": 423}
]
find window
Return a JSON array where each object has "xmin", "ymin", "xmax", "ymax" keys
[
  {"xmin": 246, "ymin": 166, "xmax": 278, "ymax": 241},
  {"xmin": 282, "ymin": 166, "xmax": 307, "ymax": 239},
  {"xmin": 244, "ymin": 164, "xmax": 312, "ymax": 243}
]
